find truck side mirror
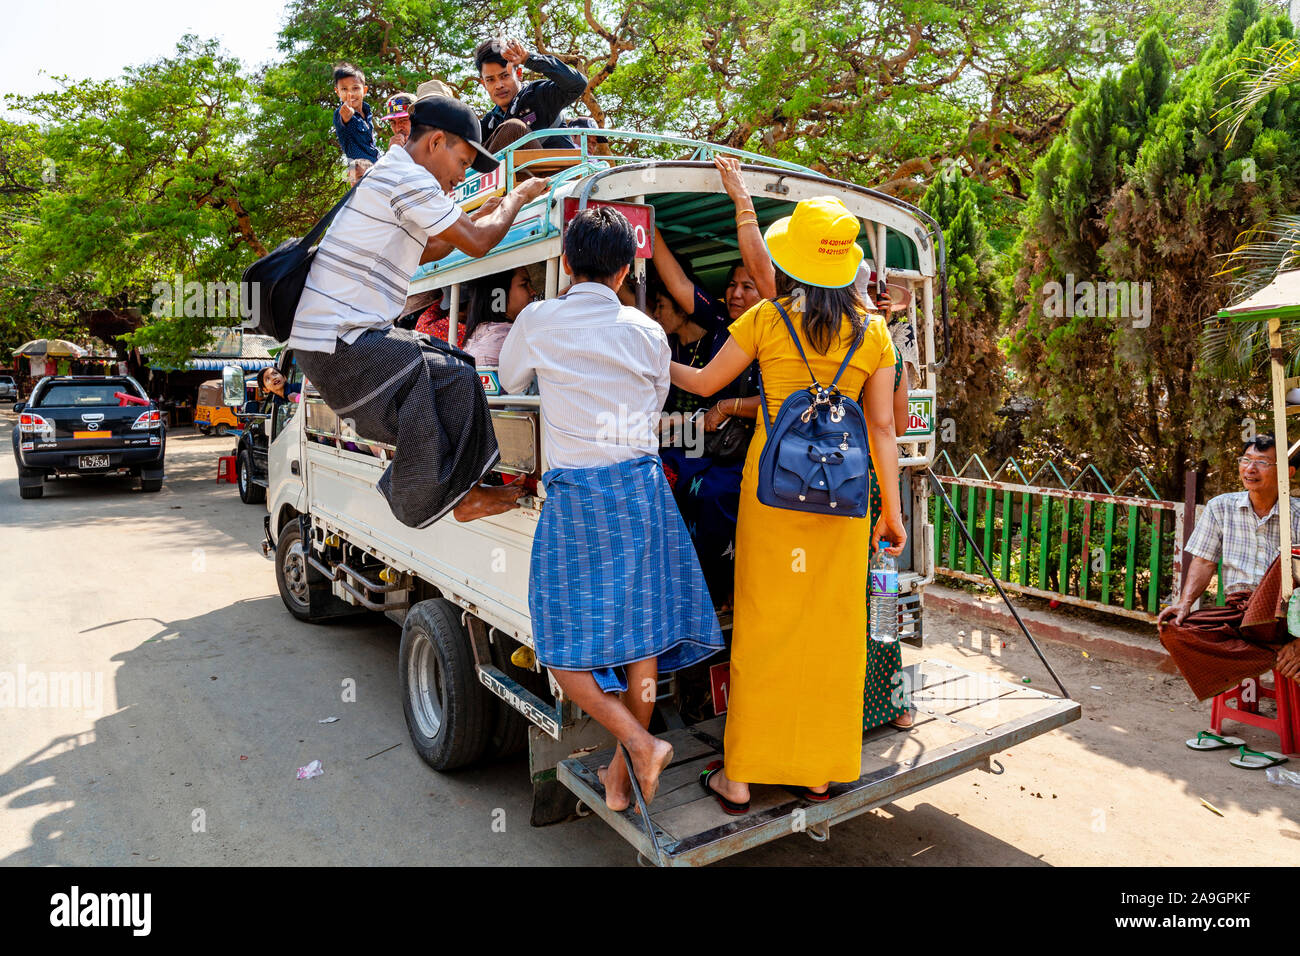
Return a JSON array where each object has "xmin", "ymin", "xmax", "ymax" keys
[
  {"xmin": 222, "ymin": 366, "xmax": 246, "ymax": 407},
  {"xmin": 13, "ymin": 402, "xmax": 24, "ymax": 413}
]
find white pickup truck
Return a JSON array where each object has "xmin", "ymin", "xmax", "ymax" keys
[{"xmin": 234, "ymin": 130, "xmax": 1079, "ymax": 865}]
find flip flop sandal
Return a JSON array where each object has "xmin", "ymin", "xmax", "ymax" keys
[
  {"xmin": 1186, "ymin": 731, "xmax": 1245, "ymax": 751},
  {"xmin": 783, "ymin": 784, "xmax": 831, "ymax": 803},
  {"xmin": 699, "ymin": 760, "xmax": 749, "ymax": 816},
  {"xmin": 1228, "ymin": 746, "xmax": 1290, "ymax": 770}
]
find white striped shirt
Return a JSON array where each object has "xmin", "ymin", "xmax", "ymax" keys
[
  {"xmin": 498, "ymin": 282, "xmax": 670, "ymax": 471},
  {"xmin": 288, "ymin": 147, "xmax": 460, "ymax": 353}
]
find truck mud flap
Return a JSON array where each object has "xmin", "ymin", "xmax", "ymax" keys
[{"xmin": 557, "ymin": 658, "xmax": 1080, "ymax": 867}]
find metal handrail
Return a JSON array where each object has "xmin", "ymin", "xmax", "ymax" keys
[
  {"xmin": 495, "ymin": 126, "xmax": 817, "ymax": 176},
  {"xmin": 572, "ymin": 160, "xmax": 950, "ymax": 366}
]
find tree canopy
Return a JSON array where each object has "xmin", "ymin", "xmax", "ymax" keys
[{"xmin": 4, "ymin": 0, "xmax": 1282, "ymax": 501}]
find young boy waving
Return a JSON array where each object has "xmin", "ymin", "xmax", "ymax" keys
[{"xmin": 498, "ymin": 207, "xmax": 724, "ymax": 810}]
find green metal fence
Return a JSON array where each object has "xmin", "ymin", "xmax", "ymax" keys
[{"xmin": 929, "ymin": 454, "xmax": 1221, "ymax": 623}]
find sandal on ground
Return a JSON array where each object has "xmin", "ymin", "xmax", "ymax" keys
[
  {"xmin": 890, "ymin": 711, "xmax": 915, "ymax": 730},
  {"xmin": 783, "ymin": 784, "xmax": 831, "ymax": 803},
  {"xmin": 699, "ymin": 760, "xmax": 749, "ymax": 815},
  {"xmin": 1185, "ymin": 731, "xmax": 1245, "ymax": 751},
  {"xmin": 1228, "ymin": 746, "xmax": 1289, "ymax": 770}
]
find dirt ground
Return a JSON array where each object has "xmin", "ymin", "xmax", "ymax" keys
[
  {"xmin": 845, "ymin": 611, "xmax": 1300, "ymax": 867},
  {"xmin": 1, "ymin": 408, "xmax": 1296, "ymax": 866}
]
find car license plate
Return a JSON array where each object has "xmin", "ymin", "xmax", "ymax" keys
[{"xmin": 79, "ymin": 454, "xmax": 110, "ymax": 469}]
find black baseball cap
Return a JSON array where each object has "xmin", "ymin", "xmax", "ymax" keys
[{"xmin": 409, "ymin": 95, "xmax": 499, "ymax": 173}]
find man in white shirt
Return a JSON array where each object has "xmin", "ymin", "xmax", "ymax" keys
[
  {"xmin": 1158, "ymin": 435, "xmax": 1300, "ymax": 702},
  {"xmin": 499, "ymin": 207, "xmax": 723, "ymax": 812},
  {"xmin": 290, "ymin": 95, "xmax": 550, "ymax": 527}
]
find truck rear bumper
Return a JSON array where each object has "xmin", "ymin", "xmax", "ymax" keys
[{"xmin": 558, "ymin": 658, "xmax": 1080, "ymax": 866}]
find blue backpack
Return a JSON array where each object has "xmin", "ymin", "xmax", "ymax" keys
[{"xmin": 755, "ymin": 299, "xmax": 871, "ymax": 518}]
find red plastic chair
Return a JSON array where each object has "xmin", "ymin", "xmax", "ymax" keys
[
  {"xmin": 216, "ymin": 455, "xmax": 237, "ymax": 484},
  {"xmin": 1211, "ymin": 669, "xmax": 1298, "ymax": 755}
]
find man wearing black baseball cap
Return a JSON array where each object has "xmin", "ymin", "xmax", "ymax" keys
[{"xmin": 290, "ymin": 93, "xmax": 551, "ymax": 527}]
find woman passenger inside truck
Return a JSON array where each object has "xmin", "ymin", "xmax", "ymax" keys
[
  {"xmin": 647, "ymin": 155, "xmax": 776, "ymax": 609},
  {"xmin": 461, "ymin": 266, "xmax": 539, "ymax": 367}
]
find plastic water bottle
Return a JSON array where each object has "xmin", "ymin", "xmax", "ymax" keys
[{"xmin": 870, "ymin": 542, "xmax": 899, "ymax": 643}]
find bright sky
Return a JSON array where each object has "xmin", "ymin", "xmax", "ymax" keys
[{"xmin": 3, "ymin": 0, "xmax": 289, "ymax": 119}]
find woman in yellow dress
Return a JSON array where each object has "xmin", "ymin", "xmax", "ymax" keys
[{"xmin": 669, "ymin": 197, "xmax": 907, "ymax": 810}]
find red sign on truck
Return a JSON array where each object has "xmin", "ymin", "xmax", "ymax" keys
[{"xmin": 561, "ymin": 198, "xmax": 655, "ymax": 258}]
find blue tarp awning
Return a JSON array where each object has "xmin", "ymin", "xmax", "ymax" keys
[{"xmin": 186, "ymin": 358, "xmax": 274, "ymax": 371}]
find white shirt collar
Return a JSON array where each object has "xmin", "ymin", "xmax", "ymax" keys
[{"xmin": 565, "ymin": 281, "xmax": 622, "ymax": 303}]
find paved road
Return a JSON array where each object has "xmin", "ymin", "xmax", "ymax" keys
[{"xmin": 2, "ymin": 407, "xmax": 1296, "ymax": 866}]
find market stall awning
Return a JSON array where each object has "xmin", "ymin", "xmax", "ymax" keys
[
  {"xmin": 1217, "ymin": 268, "xmax": 1300, "ymax": 321},
  {"xmin": 187, "ymin": 357, "xmax": 275, "ymax": 371},
  {"xmin": 11, "ymin": 338, "xmax": 86, "ymax": 358}
]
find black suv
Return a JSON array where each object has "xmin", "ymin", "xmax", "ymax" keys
[{"xmin": 12, "ymin": 375, "xmax": 166, "ymax": 499}]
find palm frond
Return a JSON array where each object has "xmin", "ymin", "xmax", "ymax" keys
[
  {"xmin": 1219, "ymin": 39, "xmax": 1300, "ymax": 146},
  {"xmin": 1202, "ymin": 216, "xmax": 1300, "ymax": 374}
]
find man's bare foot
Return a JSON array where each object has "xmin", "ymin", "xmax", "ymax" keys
[
  {"xmin": 453, "ymin": 484, "xmax": 523, "ymax": 522},
  {"xmin": 597, "ymin": 750, "xmax": 632, "ymax": 812},
  {"xmin": 627, "ymin": 737, "xmax": 674, "ymax": 804}
]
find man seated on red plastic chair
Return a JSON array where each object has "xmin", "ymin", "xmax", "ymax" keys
[{"xmin": 1158, "ymin": 435, "xmax": 1300, "ymax": 701}]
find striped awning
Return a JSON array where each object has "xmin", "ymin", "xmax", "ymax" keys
[{"xmin": 186, "ymin": 358, "xmax": 275, "ymax": 371}]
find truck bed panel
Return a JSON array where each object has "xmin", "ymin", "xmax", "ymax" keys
[{"xmin": 557, "ymin": 659, "xmax": 1080, "ymax": 866}]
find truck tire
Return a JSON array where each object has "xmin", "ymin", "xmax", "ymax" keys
[
  {"xmin": 274, "ymin": 520, "xmax": 368, "ymax": 624},
  {"xmin": 237, "ymin": 450, "xmax": 265, "ymax": 504},
  {"xmin": 399, "ymin": 599, "xmax": 491, "ymax": 771},
  {"xmin": 273, "ymin": 520, "xmax": 323, "ymax": 624},
  {"xmin": 215, "ymin": 423, "xmax": 229, "ymax": 436},
  {"xmin": 486, "ymin": 696, "xmax": 530, "ymax": 760},
  {"xmin": 197, "ymin": 423, "xmax": 211, "ymax": 436},
  {"xmin": 483, "ymin": 635, "xmax": 535, "ymax": 761},
  {"xmin": 19, "ymin": 482, "xmax": 43, "ymax": 499},
  {"xmin": 140, "ymin": 477, "xmax": 163, "ymax": 492}
]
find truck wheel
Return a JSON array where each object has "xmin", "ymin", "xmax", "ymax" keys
[
  {"xmin": 140, "ymin": 477, "xmax": 163, "ymax": 492},
  {"xmin": 275, "ymin": 521, "xmax": 323, "ymax": 622},
  {"xmin": 197, "ymin": 424, "xmax": 211, "ymax": 436},
  {"xmin": 216, "ymin": 423, "xmax": 229, "ymax": 436},
  {"xmin": 484, "ymin": 638, "xmax": 533, "ymax": 760},
  {"xmin": 274, "ymin": 520, "xmax": 366, "ymax": 624},
  {"xmin": 19, "ymin": 483, "xmax": 43, "ymax": 499},
  {"xmin": 399, "ymin": 599, "xmax": 491, "ymax": 771},
  {"xmin": 238, "ymin": 451, "xmax": 265, "ymax": 504},
  {"xmin": 486, "ymin": 696, "xmax": 530, "ymax": 760}
]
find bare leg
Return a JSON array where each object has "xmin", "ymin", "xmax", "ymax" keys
[
  {"xmin": 550, "ymin": 667, "xmax": 673, "ymax": 810},
  {"xmin": 599, "ymin": 658, "xmax": 659, "ymax": 812},
  {"xmin": 453, "ymin": 484, "xmax": 523, "ymax": 522}
]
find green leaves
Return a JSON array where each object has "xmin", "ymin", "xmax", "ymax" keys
[{"xmin": 1007, "ymin": 0, "xmax": 1300, "ymax": 496}]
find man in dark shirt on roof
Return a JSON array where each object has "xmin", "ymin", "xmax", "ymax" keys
[{"xmin": 474, "ymin": 38, "xmax": 590, "ymax": 152}]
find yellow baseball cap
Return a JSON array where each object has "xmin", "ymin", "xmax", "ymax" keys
[{"xmin": 763, "ymin": 197, "xmax": 864, "ymax": 289}]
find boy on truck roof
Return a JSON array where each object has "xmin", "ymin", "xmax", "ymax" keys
[{"xmin": 289, "ymin": 95, "xmax": 551, "ymax": 528}]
